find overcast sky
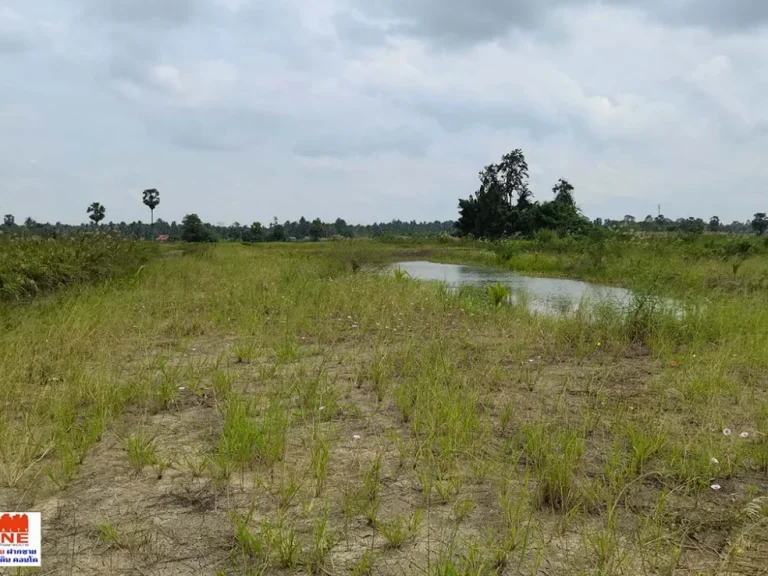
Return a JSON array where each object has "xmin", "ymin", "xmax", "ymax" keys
[{"xmin": 2, "ymin": 0, "xmax": 767, "ymax": 225}]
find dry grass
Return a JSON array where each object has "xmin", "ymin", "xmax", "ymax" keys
[{"xmin": 2, "ymin": 242, "xmax": 768, "ymax": 575}]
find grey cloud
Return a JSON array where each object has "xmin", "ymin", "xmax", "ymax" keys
[
  {"xmin": 68, "ymin": 1, "xmax": 229, "ymax": 100},
  {"xmin": 144, "ymin": 108, "xmax": 292, "ymax": 152},
  {"xmin": 333, "ymin": 12, "xmax": 396, "ymax": 50},
  {"xmin": 676, "ymin": 0, "xmax": 768, "ymax": 31},
  {"xmin": 74, "ymin": 0, "xmax": 202, "ymax": 25},
  {"xmin": 106, "ymin": 31, "xmax": 159, "ymax": 82},
  {"xmin": 408, "ymin": 98, "xmax": 563, "ymax": 137},
  {"xmin": 356, "ymin": 0, "xmax": 550, "ymax": 45},
  {"xmin": 230, "ymin": 2, "xmax": 341, "ymax": 71},
  {"xmin": 411, "ymin": 97, "xmax": 624, "ymax": 155},
  {"xmin": 0, "ymin": 6, "xmax": 37, "ymax": 53},
  {"xmin": 663, "ymin": 77, "xmax": 768, "ymax": 142},
  {"xmin": 0, "ymin": 34, "xmax": 27, "ymax": 53},
  {"xmin": 294, "ymin": 129, "xmax": 431, "ymax": 158},
  {"xmin": 170, "ymin": 123, "xmax": 245, "ymax": 152},
  {"xmin": 355, "ymin": 0, "xmax": 768, "ymax": 45}
]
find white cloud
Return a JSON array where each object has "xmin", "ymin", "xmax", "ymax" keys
[
  {"xmin": 686, "ymin": 53, "xmax": 768, "ymax": 132},
  {"xmin": 112, "ymin": 78, "xmax": 144, "ymax": 100},
  {"xmin": 148, "ymin": 60, "xmax": 239, "ymax": 106},
  {"xmin": 0, "ymin": 6, "xmax": 24, "ymax": 29},
  {"xmin": 583, "ymin": 94, "xmax": 679, "ymax": 140}
]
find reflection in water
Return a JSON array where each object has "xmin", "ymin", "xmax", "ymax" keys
[{"xmin": 392, "ymin": 261, "xmax": 634, "ymax": 315}]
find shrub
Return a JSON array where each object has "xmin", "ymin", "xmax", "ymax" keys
[
  {"xmin": 181, "ymin": 214, "xmax": 217, "ymax": 243},
  {"xmin": 0, "ymin": 233, "xmax": 157, "ymax": 302}
]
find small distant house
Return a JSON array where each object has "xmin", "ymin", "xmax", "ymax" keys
[{"xmin": 156, "ymin": 234, "xmax": 169, "ymax": 242}]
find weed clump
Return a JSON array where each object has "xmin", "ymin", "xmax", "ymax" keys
[
  {"xmin": 521, "ymin": 423, "xmax": 585, "ymax": 512},
  {"xmin": 486, "ymin": 282, "xmax": 511, "ymax": 307}
]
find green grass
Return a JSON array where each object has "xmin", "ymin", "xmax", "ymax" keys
[
  {"xmin": 374, "ymin": 509, "xmax": 423, "ymax": 548},
  {"xmin": 0, "ymin": 232, "xmax": 157, "ymax": 302},
  {"xmin": 124, "ymin": 428, "xmax": 158, "ymax": 475},
  {"xmin": 1, "ymin": 238, "xmax": 767, "ymax": 574}
]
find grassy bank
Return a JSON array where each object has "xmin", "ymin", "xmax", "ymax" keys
[
  {"xmin": 1, "ymin": 241, "xmax": 767, "ymax": 575},
  {"xmin": 420, "ymin": 233, "xmax": 768, "ymax": 297},
  {"xmin": 0, "ymin": 234, "xmax": 157, "ymax": 303}
]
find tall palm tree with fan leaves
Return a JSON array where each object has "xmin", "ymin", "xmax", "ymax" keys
[
  {"xmin": 142, "ymin": 189, "xmax": 161, "ymax": 227},
  {"xmin": 87, "ymin": 202, "xmax": 106, "ymax": 226}
]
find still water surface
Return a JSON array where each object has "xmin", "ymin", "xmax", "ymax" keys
[{"xmin": 392, "ymin": 261, "xmax": 635, "ymax": 315}]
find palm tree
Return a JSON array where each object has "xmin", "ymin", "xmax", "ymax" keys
[
  {"xmin": 142, "ymin": 189, "xmax": 161, "ymax": 226},
  {"xmin": 87, "ymin": 202, "xmax": 106, "ymax": 226}
]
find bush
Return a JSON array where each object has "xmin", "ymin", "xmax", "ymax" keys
[
  {"xmin": 0, "ymin": 233, "xmax": 157, "ymax": 302},
  {"xmin": 181, "ymin": 214, "xmax": 218, "ymax": 243}
]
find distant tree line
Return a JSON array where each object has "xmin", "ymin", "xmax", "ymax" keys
[
  {"xmin": 2, "ymin": 174, "xmax": 765, "ymax": 243},
  {"xmin": 597, "ymin": 213, "xmax": 768, "ymax": 236},
  {"xmin": 1, "ymin": 186, "xmax": 456, "ymax": 241},
  {"xmin": 1, "ymin": 210, "xmax": 455, "ymax": 243}
]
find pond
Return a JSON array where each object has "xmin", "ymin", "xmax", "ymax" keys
[{"xmin": 392, "ymin": 261, "xmax": 635, "ymax": 316}]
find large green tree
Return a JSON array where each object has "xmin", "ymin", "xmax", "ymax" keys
[
  {"xmin": 496, "ymin": 149, "xmax": 530, "ymax": 206},
  {"xmin": 242, "ymin": 222, "xmax": 264, "ymax": 243},
  {"xmin": 3, "ymin": 214, "xmax": 14, "ymax": 227},
  {"xmin": 752, "ymin": 213, "xmax": 768, "ymax": 235},
  {"xmin": 268, "ymin": 218, "xmax": 286, "ymax": 242},
  {"xmin": 181, "ymin": 214, "xmax": 216, "ymax": 242},
  {"xmin": 680, "ymin": 217, "xmax": 705, "ymax": 235},
  {"xmin": 456, "ymin": 149, "xmax": 591, "ymax": 239},
  {"xmin": 456, "ymin": 156, "xmax": 521, "ymax": 238},
  {"xmin": 87, "ymin": 202, "xmax": 106, "ymax": 225},
  {"xmin": 334, "ymin": 218, "xmax": 351, "ymax": 237},
  {"xmin": 309, "ymin": 218, "xmax": 325, "ymax": 241},
  {"xmin": 297, "ymin": 217, "xmax": 310, "ymax": 238}
]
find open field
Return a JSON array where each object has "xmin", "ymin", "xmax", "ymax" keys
[{"xmin": 2, "ymin": 239, "xmax": 768, "ymax": 575}]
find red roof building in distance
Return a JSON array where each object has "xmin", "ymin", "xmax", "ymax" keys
[
  {"xmin": 0, "ymin": 513, "xmax": 28, "ymax": 533},
  {"xmin": 156, "ymin": 235, "xmax": 169, "ymax": 242}
]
